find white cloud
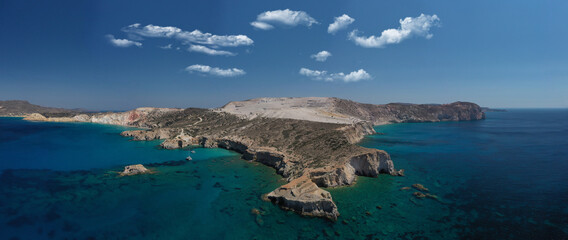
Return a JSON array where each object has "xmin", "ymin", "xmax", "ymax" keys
[
  {"xmin": 251, "ymin": 9, "xmax": 318, "ymax": 30},
  {"xmin": 250, "ymin": 21, "xmax": 274, "ymax": 30},
  {"xmin": 299, "ymin": 68, "xmax": 371, "ymax": 82},
  {"xmin": 349, "ymin": 14, "xmax": 440, "ymax": 48},
  {"xmin": 129, "ymin": 24, "xmax": 181, "ymax": 37},
  {"xmin": 106, "ymin": 34, "xmax": 142, "ymax": 48},
  {"xmin": 122, "ymin": 24, "xmax": 253, "ymax": 47},
  {"xmin": 177, "ymin": 30, "xmax": 253, "ymax": 47},
  {"xmin": 311, "ymin": 51, "xmax": 332, "ymax": 62},
  {"xmin": 160, "ymin": 44, "xmax": 173, "ymax": 49},
  {"xmin": 299, "ymin": 68, "xmax": 330, "ymax": 81},
  {"xmin": 343, "ymin": 69, "xmax": 372, "ymax": 82},
  {"xmin": 188, "ymin": 45, "xmax": 236, "ymax": 56},
  {"xmin": 328, "ymin": 14, "xmax": 355, "ymax": 34},
  {"xmin": 185, "ymin": 64, "xmax": 245, "ymax": 77}
]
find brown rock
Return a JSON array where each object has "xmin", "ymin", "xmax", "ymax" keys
[
  {"xmin": 412, "ymin": 183, "xmax": 429, "ymax": 192},
  {"xmin": 250, "ymin": 208, "xmax": 261, "ymax": 215},
  {"xmin": 413, "ymin": 192, "xmax": 426, "ymax": 199},
  {"xmin": 120, "ymin": 164, "xmax": 150, "ymax": 176}
]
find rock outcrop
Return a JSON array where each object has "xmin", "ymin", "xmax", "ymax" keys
[
  {"xmin": 120, "ymin": 164, "xmax": 150, "ymax": 176},
  {"xmin": 23, "ymin": 113, "xmax": 81, "ymax": 122},
  {"xmin": 23, "ymin": 113, "xmax": 48, "ymax": 121},
  {"xmin": 266, "ymin": 175, "xmax": 339, "ymax": 221}
]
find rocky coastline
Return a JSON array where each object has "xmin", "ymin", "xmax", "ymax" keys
[{"xmin": 14, "ymin": 97, "xmax": 485, "ymax": 220}]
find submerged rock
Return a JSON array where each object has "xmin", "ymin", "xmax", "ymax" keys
[
  {"xmin": 413, "ymin": 192, "xmax": 426, "ymax": 199},
  {"xmin": 425, "ymin": 193, "xmax": 439, "ymax": 200},
  {"xmin": 250, "ymin": 208, "xmax": 261, "ymax": 215},
  {"xmin": 255, "ymin": 215, "xmax": 264, "ymax": 226},
  {"xmin": 412, "ymin": 183, "xmax": 429, "ymax": 192},
  {"xmin": 120, "ymin": 164, "xmax": 149, "ymax": 176},
  {"xmin": 266, "ymin": 175, "xmax": 339, "ymax": 221}
]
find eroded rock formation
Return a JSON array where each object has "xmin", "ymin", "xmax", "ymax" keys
[
  {"xmin": 120, "ymin": 164, "xmax": 150, "ymax": 176},
  {"xmin": 266, "ymin": 175, "xmax": 339, "ymax": 221}
]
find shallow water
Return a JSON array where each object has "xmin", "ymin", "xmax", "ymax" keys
[{"xmin": 1, "ymin": 110, "xmax": 567, "ymax": 239}]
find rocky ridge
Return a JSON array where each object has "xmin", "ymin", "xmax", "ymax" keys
[
  {"xmin": 0, "ymin": 100, "xmax": 75, "ymax": 116},
  {"xmin": 219, "ymin": 97, "xmax": 485, "ymax": 125}
]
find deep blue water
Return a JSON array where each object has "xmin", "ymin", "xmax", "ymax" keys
[
  {"xmin": 0, "ymin": 110, "xmax": 567, "ymax": 239},
  {"xmin": 0, "ymin": 118, "xmax": 233, "ymax": 170}
]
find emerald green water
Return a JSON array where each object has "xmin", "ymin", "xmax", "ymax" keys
[{"xmin": 1, "ymin": 110, "xmax": 567, "ymax": 239}]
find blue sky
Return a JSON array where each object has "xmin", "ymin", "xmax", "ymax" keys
[{"xmin": 1, "ymin": 0, "xmax": 567, "ymax": 110}]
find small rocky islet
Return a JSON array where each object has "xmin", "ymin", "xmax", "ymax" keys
[{"xmin": 9, "ymin": 97, "xmax": 485, "ymax": 220}]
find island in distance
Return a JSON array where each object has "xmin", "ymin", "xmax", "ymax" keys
[{"xmin": 0, "ymin": 97, "xmax": 485, "ymax": 220}]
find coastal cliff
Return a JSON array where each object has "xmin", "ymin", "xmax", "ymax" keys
[
  {"xmin": 16, "ymin": 97, "xmax": 485, "ymax": 219},
  {"xmin": 266, "ymin": 175, "xmax": 340, "ymax": 220}
]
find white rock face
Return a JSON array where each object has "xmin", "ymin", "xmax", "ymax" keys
[
  {"xmin": 217, "ymin": 97, "xmax": 357, "ymax": 124},
  {"xmin": 218, "ymin": 97, "xmax": 486, "ymax": 125},
  {"xmin": 89, "ymin": 108, "xmax": 182, "ymax": 126}
]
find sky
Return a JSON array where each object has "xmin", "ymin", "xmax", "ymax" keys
[{"xmin": 1, "ymin": 0, "xmax": 567, "ymax": 110}]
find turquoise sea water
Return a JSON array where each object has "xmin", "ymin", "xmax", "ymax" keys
[{"xmin": 0, "ymin": 110, "xmax": 567, "ymax": 239}]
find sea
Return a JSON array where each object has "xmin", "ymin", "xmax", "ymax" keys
[{"xmin": 0, "ymin": 109, "xmax": 567, "ymax": 239}]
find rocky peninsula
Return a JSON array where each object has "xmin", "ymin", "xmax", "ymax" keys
[{"xmin": 8, "ymin": 97, "xmax": 485, "ymax": 220}]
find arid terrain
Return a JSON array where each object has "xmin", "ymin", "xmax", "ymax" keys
[{"xmin": 1, "ymin": 97, "xmax": 485, "ymax": 220}]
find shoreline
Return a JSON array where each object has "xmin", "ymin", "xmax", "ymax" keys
[{"xmin": 4, "ymin": 97, "xmax": 485, "ymax": 220}]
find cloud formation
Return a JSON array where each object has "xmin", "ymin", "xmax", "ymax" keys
[
  {"xmin": 251, "ymin": 9, "xmax": 318, "ymax": 30},
  {"xmin": 328, "ymin": 14, "xmax": 355, "ymax": 34},
  {"xmin": 349, "ymin": 14, "xmax": 440, "ymax": 48},
  {"xmin": 185, "ymin": 64, "xmax": 245, "ymax": 77},
  {"xmin": 188, "ymin": 45, "xmax": 236, "ymax": 56},
  {"xmin": 106, "ymin": 34, "xmax": 142, "ymax": 48},
  {"xmin": 311, "ymin": 51, "xmax": 332, "ymax": 62},
  {"xmin": 160, "ymin": 44, "xmax": 173, "ymax": 49},
  {"xmin": 123, "ymin": 23, "xmax": 253, "ymax": 47},
  {"xmin": 250, "ymin": 21, "xmax": 274, "ymax": 30},
  {"xmin": 299, "ymin": 68, "xmax": 371, "ymax": 82}
]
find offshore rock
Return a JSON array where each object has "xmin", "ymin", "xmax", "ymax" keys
[
  {"xmin": 266, "ymin": 175, "xmax": 339, "ymax": 221},
  {"xmin": 120, "ymin": 164, "xmax": 149, "ymax": 176}
]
